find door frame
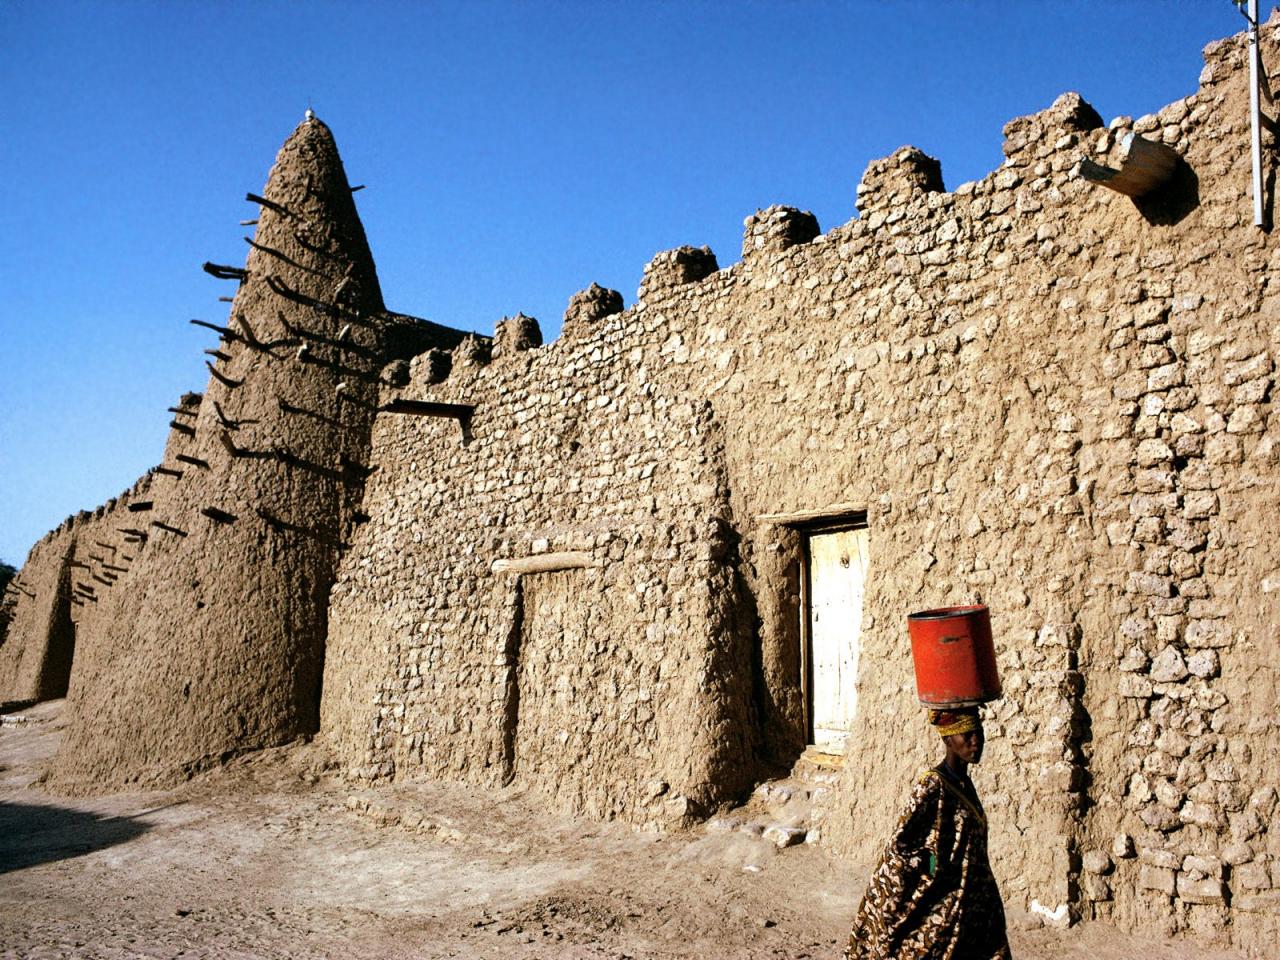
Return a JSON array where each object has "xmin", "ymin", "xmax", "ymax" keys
[{"xmin": 797, "ymin": 512, "xmax": 868, "ymax": 747}]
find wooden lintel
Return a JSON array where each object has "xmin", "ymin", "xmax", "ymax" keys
[
  {"xmin": 492, "ymin": 551, "xmax": 596, "ymax": 576},
  {"xmin": 381, "ymin": 399, "xmax": 475, "ymax": 420},
  {"xmin": 756, "ymin": 502, "xmax": 868, "ymax": 525}
]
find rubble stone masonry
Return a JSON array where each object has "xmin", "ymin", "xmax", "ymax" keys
[{"xmin": 3, "ymin": 20, "xmax": 1279, "ymax": 956}]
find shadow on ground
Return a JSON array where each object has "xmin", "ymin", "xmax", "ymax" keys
[{"xmin": 0, "ymin": 801, "xmax": 152, "ymax": 874}]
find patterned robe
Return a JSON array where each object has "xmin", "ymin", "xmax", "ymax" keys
[{"xmin": 845, "ymin": 766, "xmax": 1011, "ymax": 960}]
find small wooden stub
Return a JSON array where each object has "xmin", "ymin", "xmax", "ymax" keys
[{"xmin": 201, "ymin": 506, "xmax": 237, "ymax": 524}]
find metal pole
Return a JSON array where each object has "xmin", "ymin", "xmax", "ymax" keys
[{"xmin": 1249, "ymin": 0, "xmax": 1265, "ymax": 227}]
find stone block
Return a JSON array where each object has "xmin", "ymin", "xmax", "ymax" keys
[
  {"xmin": 1140, "ymin": 804, "xmax": 1182, "ymax": 832},
  {"xmin": 1128, "ymin": 572, "xmax": 1173, "ymax": 597},
  {"xmin": 1140, "ymin": 848, "xmax": 1181, "ymax": 869},
  {"xmin": 1149, "ymin": 646, "xmax": 1188, "ymax": 683},
  {"xmin": 763, "ymin": 824, "xmax": 807, "ymax": 848},
  {"xmin": 1234, "ymin": 891, "xmax": 1280, "ymax": 913},
  {"xmin": 1155, "ymin": 779, "xmax": 1186, "ymax": 809},
  {"xmin": 1223, "ymin": 352, "xmax": 1272, "ymax": 386},
  {"xmin": 1082, "ymin": 873, "xmax": 1113, "ymax": 901},
  {"xmin": 1147, "ymin": 364, "xmax": 1184, "ymax": 391},
  {"xmin": 1234, "ymin": 861, "xmax": 1273, "ymax": 890},
  {"xmin": 1205, "ymin": 758, "xmax": 1238, "ymax": 782},
  {"xmin": 1176, "ymin": 875, "xmax": 1224, "ymax": 903},
  {"xmin": 1179, "ymin": 800, "xmax": 1222, "ymax": 828},
  {"xmin": 1227, "ymin": 405, "xmax": 1264, "ymax": 433},
  {"xmin": 1135, "ymin": 439, "xmax": 1174, "ymax": 466},
  {"xmin": 1083, "ymin": 850, "xmax": 1114, "ymax": 875},
  {"xmin": 1182, "ymin": 491, "xmax": 1218, "ymax": 519},
  {"xmin": 1182, "ymin": 855, "xmax": 1222, "ymax": 878},
  {"xmin": 1113, "ymin": 833, "xmax": 1136, "ymax": 859},
  {"xmin": 1118, "ymin": 646, "xmax": 1149, "ymax": 672},
  {"xmin": 1119, "ymin": 675, "xmax": 1154, "ymax": 698},
  {"xmin": 1155, "ymin": 728, "xmax": 1190, "ymax": 757},
  {"xmin": 1185, "ymin": 621, "xmax": 1230, "ymax": 649},
  {"xmin": 1204, "ymin": 434, "xmax": 1243, "ymax": 464},
  {"xmin": 1249, "ymin": 786, "xmax": 1278, "ymax": 817},
  {"xmin": 1222, "ymin": 842, "xmax": 1254, "ymax": 866},
  {"xmin": 1139, "ymin": 865, "xmax": 1177, "ymax": 895}
]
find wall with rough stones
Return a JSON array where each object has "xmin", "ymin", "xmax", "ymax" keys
[
  {"xmin": 4, "ymin": 18, "xmax": 1279, "ymax": 955},
  {"xmin": 319, "ymin": 23, "xmax": 1280, "ymax": 954},
  {"xmin": 321, "ymin": 277, "xmax": 760, "ymax": 825}
]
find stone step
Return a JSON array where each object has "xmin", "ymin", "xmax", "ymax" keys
[{"xmin": 704, "ymin": 747, "xmax": 845, "ymax": 851}]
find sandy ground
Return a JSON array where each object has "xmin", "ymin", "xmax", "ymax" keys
[{"xmin": 0, "ymin": 701, "xmax": 1250, "ymax": 960}]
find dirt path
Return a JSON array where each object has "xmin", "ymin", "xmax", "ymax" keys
[{"xmin": 0, "ymin": 701, "xmax": 1249, "ymax": 959}]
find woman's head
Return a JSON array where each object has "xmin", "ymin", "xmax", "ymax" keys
[{"xmin": 929, "ymin": 708, "xmax": 985, "ymax": 765}]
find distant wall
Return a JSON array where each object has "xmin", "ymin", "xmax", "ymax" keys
[{"xmin": 0, "ymin": 527, "xmax": 75, "ymax": 707}]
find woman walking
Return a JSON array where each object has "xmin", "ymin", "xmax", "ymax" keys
[{"xmin": 844, "ymin": 707, "xmax": 1011, "ymax": 960}]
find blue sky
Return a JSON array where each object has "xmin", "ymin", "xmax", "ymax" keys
[{"xmin": 0, "ymin": 1, "xmax": 1246, "ymax": 565}]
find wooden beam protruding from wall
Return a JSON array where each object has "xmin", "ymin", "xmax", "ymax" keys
[
  {"xmin": 491, "ymin": 552, "xmax": 596, "ymax": 576},
  {"xmin": 380, "ymin": 399, "xmax": 475, "ymax": 420},
  {"xmin": 1079, "ymin": 133, "xmax": 1181, "ymax": 198}
]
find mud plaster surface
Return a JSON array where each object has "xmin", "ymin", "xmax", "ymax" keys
[{"xmin": 0, "ymin": 702, "xmax": 1247, "ymax": 960}]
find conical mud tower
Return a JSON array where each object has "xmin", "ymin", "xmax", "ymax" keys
[{"xmin": 47, "ymin": 117, "xmax": 461, "ymax": 791}]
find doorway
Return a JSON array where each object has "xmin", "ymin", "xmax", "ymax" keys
[{"xmin": 802, "ymin": 522, "xmax": 869, "ymax": 753}]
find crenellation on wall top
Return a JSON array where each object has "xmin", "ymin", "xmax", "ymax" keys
[
  {"xmin": 855, "ymin": 146, "xmax": 943, "ymax": 217},
  {"xmin": 409, "ymin": 347, "xmax": 451, "ymax": 385},
  {"xmin": 741, "ymin": 205, "xmax": 820, "ymax": 260},
  {"xmin": 562, "ymin": 283, "xmax": 624, "ymax": 341},
  {"xmin": 637, "ymin": 245, "xmax": 719, "ymax": 303},
  {"xmin": 492, "ymin": 313, "xmax": 543, "ymax": 361},
  {"xmin": 1001, "ymin": 92, "xmax": 1102, "ymax": 169},
  {"xmin": 451, "ymin": 333, "xmax": 492, "ymax": 372}
]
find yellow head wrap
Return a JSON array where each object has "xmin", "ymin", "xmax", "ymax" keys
[{"xmin": 929, "ymin": 709, "xmax": 981, "ymax": 738}]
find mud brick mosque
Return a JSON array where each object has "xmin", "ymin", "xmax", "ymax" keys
[{"xmin": 3, "ymin": 19, "xmax": 1280, "ymax": 956}]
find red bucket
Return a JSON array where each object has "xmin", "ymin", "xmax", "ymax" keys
[{"xmin": 908, "ymin": 605, "xmax": 1002, "ymax": 708}]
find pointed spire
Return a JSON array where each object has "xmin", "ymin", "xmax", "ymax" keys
[{"xmin": 244, "ymin": 116, "xmax": 383, "ymax": 314}]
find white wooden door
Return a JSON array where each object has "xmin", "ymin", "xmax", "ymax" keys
[{"xmin": 807, "ymin": 527, "xmax": 870, "ymax": 752}]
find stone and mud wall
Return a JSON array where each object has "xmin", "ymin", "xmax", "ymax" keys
[
  {"xmin": 321, "ymin": 25, "xmax": 1280, "ymax": 953},
  {"xmin": 322, "ymin": 262, "xmax": 760, "ymax": 825},
  {"xmin": 3, "ymin": 19, "xmax": 1279, "ymax": 957}
]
